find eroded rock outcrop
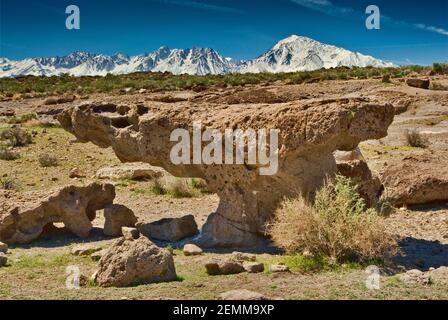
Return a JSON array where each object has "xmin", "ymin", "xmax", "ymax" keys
[
  {"xmin": 335, "ymin": 148, "xmax": 383, "ymax": 207},
  {"xmin": 0, "ymin": 183, "xmax": 115, "ymax": 244},
  {"xmin": 59, "ymin": 97, "xmax": 394, "ymax": 247}
]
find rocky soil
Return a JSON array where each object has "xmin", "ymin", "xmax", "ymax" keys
[{"xmin": 0, "ymin": 76, "xmax": 447, "ymax": 300}]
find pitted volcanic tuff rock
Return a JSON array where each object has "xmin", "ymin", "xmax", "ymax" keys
[
  {"xmin": 58, "ymin": 97, "xmax": 394, "ymax": 247},
  {"xmin": 380, "ymin": 152, "xmax": 448, "ymax": 206},
  {"xmin": 0, "ymin": 183, "xmax": 115, "ymax": 244}
]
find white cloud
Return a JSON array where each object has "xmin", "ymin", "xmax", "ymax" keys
[
  {"xmin": 290, "ymin": 0, "xmax": 448, "ymax": 37},
  {"xmin": 415, "ymin": 24, "xmax": 448, "ymax": 36},
  {"xmin": 155, "ymin": 0, "xmax": 245, "ymax": 14},
  {"xmin": 290, "ymin": 0, "xmax": 354, "ymax": 17}
]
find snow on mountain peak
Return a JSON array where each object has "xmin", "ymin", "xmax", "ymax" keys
[{"xmin": 0, "ymin": 35, "xmax": 396, "ymax": 78}]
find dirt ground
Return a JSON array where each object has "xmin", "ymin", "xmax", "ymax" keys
[{"xmin": 0, "ymin": 76, "xmax": 447, "ymax": 300}]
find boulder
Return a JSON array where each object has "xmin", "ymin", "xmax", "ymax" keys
[
  {"xmin": 59, "ymin": 97, "xmax": 394, "ymax": 247},
  {"xmin": 69, "ymin": 167, "xmax": 86, "ymax": 178},
  {"xmin": 243, "ymin": 262, "xmax": 265, "ymax": 273},
  {"xmin": 121, "ymin": 227, "xmax": 140, "ymax": 240},
  {"xmin": 44, "ymin": 95, "xmax": 76, "ymax": 105},
  {"xmin": 406, "ymin": 78, "xmax": 430, "ymax": 89},
  {"xmin": 95, "ymin": 237, "xmax": 177, "ymax": 287},
  {"xmin": 205, "ymin": 259, "xmax": 245, "ymax": 275},
  {"xmin": 380, "ymin": 152, "xmax": 448, "ymax": 206},
  {"xmin": 270, "ymin": 264, "xmax": 290, "ymax": 273},
  {"xmin": 137, "ymin": 215, "xmax": 198, "ymax": 242},
  {"xmin": 0, "ymin": 253, "xmax": 7, "ymax": 267},
  {"xmin": 0, "ymin": 183, "xmax": 115, "ymax": 244},
  {"xmin": 0, "ymin": 242, "xmax": 8, "ymax": 254},
  {"xmin": 96, "ymin": 163, "xmax": 165, "ymax": 181},
  {"xmin": 232, "ymin": 251, "xmax": 257, "ymax": 262},
  {"xmin": 219, "ymin": 289, "xmax": 268, "ymax": 300},
  {"xmin": 183, "ymin": 244, "xmax": 203, "ymax": 256},
  {"xmin": 335, "ymin": 149, "xmax": 383, "ymax": 207},
  {"xmin": 103, "ymin": 204, "xmax": 137, "ymax": 236}
]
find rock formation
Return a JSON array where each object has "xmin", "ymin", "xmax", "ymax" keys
[
  {"xmin": 334, "ymin": 149, "xmax": 383, "ymax": 207},
  {"xmin": 137, "ymin": 215, "xmax": 198, "ymax": 242},
  {"xmin": 59, "ymin": 97, "xmax": 394, "ymax": 247},
  {"xmin": 380, "ymin": 152, "xmax": 448, "ymax": 206},
  {"xmin": 103, "ymin": 204, "xmax": 137, "ymax": 236},
  {"xmin": 0, "ymin": 183, "xmax": 115, "ymax": 244}
]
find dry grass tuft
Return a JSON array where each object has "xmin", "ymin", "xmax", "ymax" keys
[
  {"xmin": 268, "ymin": 175, "xmax": 399, "ymax": 262},
  {"xmin": 38, "ymin": 153, "xmax": 58, "ymax": 167},
  {"xmin": 405, "ymin": 129, "xmax": 429, "ymax": 148},
  {"xmin": 0, "ymin": 127, "xmax": 33, "ymax": 147},
  {"xmin": 0, "ymin": 144, "xmax": 20, "ymax": 161}
]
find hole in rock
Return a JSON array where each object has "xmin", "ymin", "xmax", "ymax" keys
[{"xmin": 111, "ymin": 117, "xmax": 132, "ymax": 128}]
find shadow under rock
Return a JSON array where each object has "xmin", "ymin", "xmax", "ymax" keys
[
  {"xmin": 9, "ymin": 227, "xmax": 115, "ymax": 250},
  {"xmin": 392, "ymin": 237, "xmax": 448, "ymax": 272}
]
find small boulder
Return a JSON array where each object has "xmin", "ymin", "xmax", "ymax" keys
[
  {"xmin": 0, "ymin": 253, "xmax": 8, "ymax": 267},
  {"xmin": 243, "ymin": 262, "xmax": 264, "ymax": 273},
  {"xmin": 205, "ymin": 259, "xmax": 245, "ymax": 275},
  {"xmin": 69, "ymin": 167, "xmax": 86, "ymax": 179},
  {"xmin": 121, "ymin": 227, "xmax": 140, "ymax": 240},
  {"xmin": 183, "ymin": 244, "xmax": 203, "ymax": 256},
  {"xmin": 137, "ymin": 214, "xmax": 198, "ymax": 242},
  {"xmin": 219, "ymin": 289, "xmax": 268, "ymax": 300},
  {"xmin": 96, "ymin": 163, "xmax": 164, "ymax": 181},
  {"xmin": 0, "ymin": 242, "xmax": 8, "ymax": 254},
  {"xmin": 71, "ymin": 244, "xmax": 103, "ymax": 256},
  {"xmin": 103, "ymin": 204, "xmax": 137, "ymax": 236},
  {"xmin": 270, "ymin": 264, "xmax": 290, "ymax": 273},
  {"xmin": 406, "ymin": 78, "xmax": 430, "ymax": 89},
  {"xmin": 96, "ymin": 237, "xmax": 177, "ymax": 287},
  {"xmin": 232, "ymin": 251, "xmax": 256, "ymax": 262}
]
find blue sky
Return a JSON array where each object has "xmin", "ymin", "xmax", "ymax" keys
[{"xmin": 1, "ymin": 0, "xmax": 447, "ymax": 65}]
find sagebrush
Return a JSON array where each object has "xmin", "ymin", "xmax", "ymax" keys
[{"xmin": 268, "ymin": 175, "xmax": 398, "ymax": 262}]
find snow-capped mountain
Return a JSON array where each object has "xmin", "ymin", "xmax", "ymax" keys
[
  {"xmin": 237, "ymin": 35, "xmax": 395, "ymax": 73},
  {"xmin": 0, "ymin": 35, "xmax": 395, "ymax": 78}
]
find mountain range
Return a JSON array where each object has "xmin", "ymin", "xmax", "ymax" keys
[{"xmin": 0, "ymin": 35, "xmax": 396, "ymax": 78}]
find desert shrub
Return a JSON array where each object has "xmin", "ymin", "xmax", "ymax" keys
[
  {"xmin": 433, "ymin": 63, "xmax": 448, "ymax": 75},
  {"xmin": 7, "ymin": 113, "xmax": 37, "ymax": 124},
  {"xmin": 382, "ymin": 74, "xmax": 391, "ymax": 83},
  {"xmin": 0, "ymin": 144, "xmax": 20, "ymax": 161},
  {"xmin": 268, "ymin": 175, "xmax": 399, "ymax": 262},
  {"xmin": 0, "ymin": 127, "xmax": 33, "ymax": 147},
  {"xmin": 405, "ymin": 129, "xmax": 429, "ymax": 148},
  {"xmin": 38, "ymin": 153, "xmax": 58, "ymax": 167},
  {"xmin": 164, "ymin": 177, "xmax": 198, "ymax": 198},
  {"xmin": 149, "ymin": 178, "xmax": 167, "ymax": 195},
  {"xmin": 430, "ymin": 82, "xmax": 448, "ymax": 91},
  {"xmin": 0, "ymin": 173, "xmax": 18, "ymax": 190},
  {"xmin": 190, "ymin": 178, "xmax": 209, "ymax": 192}
]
